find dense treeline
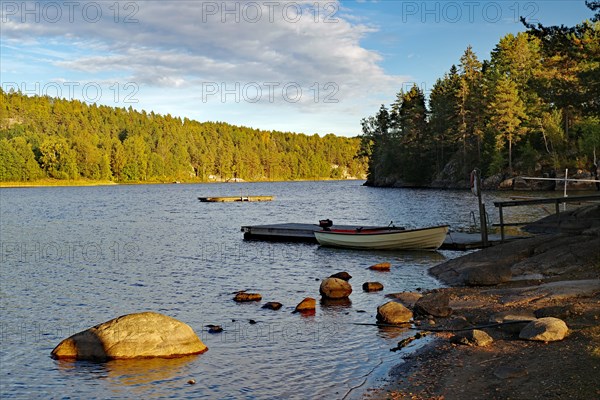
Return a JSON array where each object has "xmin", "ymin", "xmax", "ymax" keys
[
  {"xmin": 360, "ymin": 1, "xmax": 600, "ymax": 188},
  {"xmin": 0, "ymin": 90, "xmax": 366, "ymax": 183}
]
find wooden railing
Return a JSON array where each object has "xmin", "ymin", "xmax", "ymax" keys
[{"xmin": 493, "ymin": 194, "xmax": 600, "ymax": 241}]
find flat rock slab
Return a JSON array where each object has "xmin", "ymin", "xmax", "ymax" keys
[
  {"xmin": 484, "ymin": 279, "xmax": 600, "ymax": 307},
  {"xmin": 430, "ymin": 232, "xmax": 600, "ymax": 286},
  {"xmin": 51, "ymin": 312, "xmax": 207, "ymax": 360}
]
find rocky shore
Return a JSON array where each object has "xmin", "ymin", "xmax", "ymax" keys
[{"xmin": 367, "ymin": 204, "xmax": 600, "ymax": 399}]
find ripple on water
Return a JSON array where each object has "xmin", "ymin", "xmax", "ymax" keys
[{"xmin": 1, "ymin": 182, "xmax": 552, "ymax": 398}]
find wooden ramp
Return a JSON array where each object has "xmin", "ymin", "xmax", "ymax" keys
[{"xmin": 240, "ymin": 223, "xmax": 522, "ymax": 250}]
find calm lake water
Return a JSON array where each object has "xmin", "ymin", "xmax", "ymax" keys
[{"xmin": 0, "ymin": 180, "xmax": 561, "ymax": 399}]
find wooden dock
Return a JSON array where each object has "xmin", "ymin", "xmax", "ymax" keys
[
  {"xmin": 199, "ymin": 196, "xmax": 274, "ymax": 202},
  {"xmin": 494, "ymin": 194, "xmax": 600, "ymax": 241},
  {"xmin": 240, "ymin": 223, "xmax": 520, "ymax": 250}
]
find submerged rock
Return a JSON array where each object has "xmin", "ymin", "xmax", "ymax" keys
[
  {"xmin": 320, "ymin": 277, "xmax": 352, "ymax": 299},
  {"xmin": 362, "ymin": 282, "xmax": 384, "ymax": 292},
  {"xmin": 294, "ymin": 297, "xmax": 316, "ymax": 312},
  {"xmin": 262, "ymin": 302, "xmax": 283, "ymax": 310},
  {"xmin": 376, "ymin": 301, "xmax": 413, "ymax": 324},
  {"xmin": 51, "ymin": 312, "xmax": 207, "ymax": 360},
  {"xmin": 234, "ymin": 292, "xmax": 262, "ymax": 302},
  {"xmin": 206, "ymin": 324, "xmax": 223, "ymax": 334},
  {"xmin": 519, "ymin": 317, "xmax": 569, "ymax": 342},
  {"xmin": 369, "ymin": 262, "xmax": 391, "ymax": 271},
  {"xmin": 330, "ymin": 271, "xmax": 352, "ymax": 281}
]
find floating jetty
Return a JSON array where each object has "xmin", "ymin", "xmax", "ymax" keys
[
  {"xmin": 241, "ymin": 223, "xmax": 520, "ymax": 251},
  {"xmin": 199, "ymin": 196, "xmax": 274, "ymax": 202}
]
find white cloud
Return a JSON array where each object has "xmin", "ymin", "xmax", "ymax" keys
[{"xmin": 1, "ymin": 0, "xmax": 408, "ymax": 135}]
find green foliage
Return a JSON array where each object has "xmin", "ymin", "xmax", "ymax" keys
[
  {"xmin": 0, "ymin": 90, "xmax": 366, "ymax": 183},
  {"xmin": 361, "ymin": 3, "xmax": 600, "ymax": 186}
]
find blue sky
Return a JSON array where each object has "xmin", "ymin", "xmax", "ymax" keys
[{"xmin": 0, "ymin": 1, "xmax": 594, "ymax": 137}]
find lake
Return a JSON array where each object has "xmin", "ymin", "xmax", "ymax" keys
[{"xmin": 0, "ymin": 180, "xmax": 558, "ymax": 399}]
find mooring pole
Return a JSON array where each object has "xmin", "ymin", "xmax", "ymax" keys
[{"xmin": 471, "ymin": 169, "xmax": 489, "ymax": 247}]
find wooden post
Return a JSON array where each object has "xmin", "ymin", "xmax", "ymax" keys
[
  {"xmin": 499, "ymin": 204, "xmax": 505, "ymax": 242},
  {"xmin": 472, "ymin": 169, "xmax": 489, "ymax": 247}
]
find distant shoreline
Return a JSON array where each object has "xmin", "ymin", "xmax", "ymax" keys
[{"xmin": 0, "ymin": 178, "xmax": 365, "ymax": 188}]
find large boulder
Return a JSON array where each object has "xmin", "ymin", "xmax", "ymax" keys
[
  {"xmin": 413, "ymin": 292, "xmax": 452, "ymax": 318},
  {"xmin": 376, "ymin": 301, "xmax": 413, "ymax": 324},
  {"xmin": 369, "ymin": 262, "xmax": 391, "ymax": 271},
  {"xmin": 51, "ymin": 312, "xmax": 207, "ymax": 360},
  {"xmin": 320, "ymin": 277, "xmax": 352, "ymax": 299},
  {"xmin": 462, "ymin": 263, "xmax": 512, "ymax": 286},
  {"xmin": 519, "ymin": 317, "xmax": 569, "ymax": 342}
]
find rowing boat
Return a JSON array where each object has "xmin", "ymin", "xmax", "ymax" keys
[{"xmin": 314, "ymin": 225, "xmax": 449, "ymax": 251}]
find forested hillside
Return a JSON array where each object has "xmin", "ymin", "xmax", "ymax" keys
[
  {"xmin": 0, "ymin": 90, "xmax": 366, "ymax": 183},
  {"xmin": 360, "ymin": 1, "xmax": 600, "ymax": 188}
]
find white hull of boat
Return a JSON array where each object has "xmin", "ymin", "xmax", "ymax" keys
[{"xmin": 314, "ymin": 225, "xmax": 449, "ymax": 251}]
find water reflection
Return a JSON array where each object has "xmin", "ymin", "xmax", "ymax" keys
[
  {"xmin": 375, "ymin": 324, "xmax": 412, "ymax": 340},
  {"xmin": 2, "ymin": 182, "xmax": 499, "ymax": 398},
  {"xmin": 56, "ymin": 355, "xmax": 198, "ymax": 388},
  {"xmin": 320, "ymin": 297, "xmax": 352, "ymax": 308},
  {"xmin": 315, "ymin": 246, "xmax": 448, "ymax": 264}
]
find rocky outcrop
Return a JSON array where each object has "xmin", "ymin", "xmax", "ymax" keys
[
  {"xmin": 430, "ymin": 157, "xmax": 467, "ymax": 189},
  {"xmin": 330, "ymin": 271, "xmax": 352, "ymax": 281},
  {"xmin": 524, "ymin": 203, "xmax": 600, "ymax": 235},
  {"xmin": 294, "ymin": 297, "xmax": 316, "ymax": 312},
  {"xmin": 320, "ymin": 277, "xmax": 352, "ymax": 299},
  {"xmin": 519, "ymin": 317, "xmax": 569, "ymax": 342},
  {"xmin": 451, "ymin": 329, "xmax": 493, "ymax": 347},
  {"xmin": 463, "ymin": 263, "xmax": 513, "ymax": 286},
  {"xmin": 413, "ymin": 292, "xmax": 452, "ymax": 318},
  {"xmin": 362, "ymin": 282, "xmax": 384, "ymax": 292},
  {"xmin": 234, "ymin": 292, "xmax": 262, "ymax": 302},
  {"xmin": 51, "ymin": 312, "xmax": 207, "ymax": 360},
  {"xmin": 429, "ymin": 210, "xmax": 600, "ymax": 286},
  {"xmin": 369, "ymin": 262, "xmax": 391, "ymax": 271},
  {"xmin": 376, "ymin": 301, "xmax": 413, "ymax": 324}
]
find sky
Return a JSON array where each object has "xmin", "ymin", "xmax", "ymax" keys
[{"xmin": 0, "ymin": 0, "xmax": 595, "ymax": 137}]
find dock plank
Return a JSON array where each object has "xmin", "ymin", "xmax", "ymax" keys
[{"xmin": 241, "ymin": 223, "xmax": 523, "ymax": 250}]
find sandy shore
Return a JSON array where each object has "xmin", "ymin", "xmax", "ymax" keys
[{"xmin": 365, "ymin": 204, "xmax": 600, "ymax": 399}]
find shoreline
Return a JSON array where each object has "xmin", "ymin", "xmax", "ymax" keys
[
  {"xmin": 0, "ymin": 177, "xmax": 365, "ymax": 188},
  {"xmin": 364, "ymin": 204, "xmax": 600, "ymax": 399}
]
